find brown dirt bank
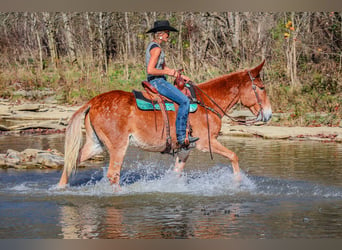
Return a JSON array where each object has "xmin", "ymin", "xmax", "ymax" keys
[
  {"xmin": 221, "ymin": 118, "xmax": 342, "ymax": 143},
  {"xmin": 1, "ymin": 100, "xmax": 341, "ymax": 143}
]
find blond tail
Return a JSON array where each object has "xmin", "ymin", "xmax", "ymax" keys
[{"xmin": 63, "ymin": 104, "xmax": 90, "ymax": 177}]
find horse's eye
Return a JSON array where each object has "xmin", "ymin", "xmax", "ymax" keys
[{"xmin": 258, "ymin": 86, "xmax": 265, "ymax": 91}]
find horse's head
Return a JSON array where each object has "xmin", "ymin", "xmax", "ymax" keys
[{"xmin": 239, "ymin": 60, "xmax": 272, "ymax": 122}]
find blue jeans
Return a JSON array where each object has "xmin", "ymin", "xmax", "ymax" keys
[{"xmin": 150, "ymin": 77, "xmax": 190, "ymax": 142}]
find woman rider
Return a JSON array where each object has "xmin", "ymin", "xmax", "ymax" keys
[{"xmin": 146, "ymin": 20, "xmax": 199, "ymax": 148}]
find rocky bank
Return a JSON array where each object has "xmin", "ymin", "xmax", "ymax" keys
[{"xmin": 0, "ymin": 99, "xmax": 341, "ymax": 169}]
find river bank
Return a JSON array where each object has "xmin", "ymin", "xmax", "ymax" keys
[
  {"xmin": 0, "ymin": 99, "xmax": 341, "ymax": 169},
  {"xmin": 1, "ymin": 99, "xmax": 341, "ymax": 142},
  {"xmin": 221, "ymin": 117, "xmax": 342, "ymax": 143}
]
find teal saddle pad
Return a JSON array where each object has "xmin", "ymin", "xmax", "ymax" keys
[{"xmin": 133, "ymin": 90, "xmax": 198, "ymax": 112}]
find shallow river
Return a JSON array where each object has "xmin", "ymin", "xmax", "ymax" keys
[{"xmin": 0, "ymin": 134, "xmax": 341, "ymax": 239}]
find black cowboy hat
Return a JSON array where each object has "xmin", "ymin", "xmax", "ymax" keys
[{"xmin": 146, "ymin": 20, "xmax": 178, "ymax": 33}]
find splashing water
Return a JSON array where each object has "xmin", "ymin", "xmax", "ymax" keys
[
  {"xmin": 45, "ymin": 162, "xmax": 255, "ymax": 197},
  {"xmin": 3, "ymin": 161, "xmax": 342, "ymax": 200},
  {"xmin": 120, "ymin": 164, "xmax": 256, "ymax": 196}
]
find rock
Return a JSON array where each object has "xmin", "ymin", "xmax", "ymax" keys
[
  {"xmin": 336, "ymin": 135, "xmax": 342, "ymax": 143},
  {"xmin": 22, "ymin": 148, "xmax": 42, "ymax": 156},
  {"xmin": 36, "ymin": 152, "xmax": 64, "ymax": 168},
  {"xmin": 220, "ymin": 125, "xmax": 342, "ymax": 143},
  {"xmin": 303, "ymin": 217, "xmax": 310, "ymax": 223},
  {"xmin": 13, "ymin": 104, "xmax": 41, "ymax": 112},
  {"xmin": 9, "ymin": 121, "xmax": 65, "ymax": 131},
  {"xmin": 0, "ymin": 154, "xmax": 6, "ymax": 166},
  {"xmin": 0, "ymin": 125, "xmax": 10, "ymax": 131},
  {"xmin": 12, "ymin": 89, "xmax": 55, "ymax": 99},
  {"xmin": 6, "ymin": 149, "xmax": 21, "ymax": 165},
  {"xmin": 0, "ymin": 148, "xmax": 65, "ymax": 169}
]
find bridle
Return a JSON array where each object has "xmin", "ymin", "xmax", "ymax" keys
[
  {"xmin": 183, "ymin": 70, "xmax": 265, "ymax": 159},
  {"xmin": 247, "ymin": 71, "xmax": 264, "ymax": 123},
  {"xmin": 189, "ymin": 70, "xmax": 265, "ymax": 125}
]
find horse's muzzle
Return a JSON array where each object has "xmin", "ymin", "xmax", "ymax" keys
[{"xmin": 258, "ymin": 107, "xmax": 272, "ymax": 122}]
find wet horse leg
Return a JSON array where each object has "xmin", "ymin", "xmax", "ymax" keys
[
  {"xmin": 58, "ymin": 169, "xmax": 69, "ymax": 187},
  {"xmin": 213, "ymin": 139, "xmax": 240, "ymax": 174},
  {"xmin": 200, "ymin": 139, "xmax": 240, "ymax": 177},
  {"xmin": 174, "ymin": 149, "xmax": 191, "ymax": 174},
  {"xmin": 78, "ymin": 114, "xmax": 103, "ymax": 163},
  {"xmin": 106, "ymin": 150, "xmax": 126, "ymax": 187},
  {"xmin": 58, "ymin": 114, "xmax": 103, "ymax": 187},
  {"xmin": 96, "ymin": 130, "xmax": 129, "ymax": 187}
]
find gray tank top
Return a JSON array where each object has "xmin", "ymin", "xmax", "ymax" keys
[{"xmin": 145, "ymin": 42, "xmax": 165, "ymax": 79}]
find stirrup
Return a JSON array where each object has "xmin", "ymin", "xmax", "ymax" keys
[
  {"xmin": 177, "ymin": 136, "xmax": 199, "ymax": 149},
  {"xmin": 189, "ymin": 136, "xmax": 199, "ymax": 143}
]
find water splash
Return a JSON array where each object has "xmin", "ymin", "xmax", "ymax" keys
[
  {"xmin": 46, "ymin": 163, "xmax": 255, "ymax": 197},
  {"xmin": 120, "ymin": 164, "xmax": 256, "ymax": 196},
  {"xmin": 3, "ymin": 161, "xmax": 342, "ymax": 199}
]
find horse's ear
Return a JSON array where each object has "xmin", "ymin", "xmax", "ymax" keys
[{"xmin": 250, "ymin": 59, "xmax": 266, "ymax": 76}]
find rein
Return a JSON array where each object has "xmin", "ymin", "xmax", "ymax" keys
[
  {"xmin": 247, "ymin": 71, "xmax": 264, "ymax": 123},
  {"xmin": 185, "ymin": 72, "xmax": 265, "ymax": 160},
  {"xmin": 188, "ymin": 71, "xmax": 264, "ymax": 125}
]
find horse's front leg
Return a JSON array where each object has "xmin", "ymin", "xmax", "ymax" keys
[
  {"xmin": 174, "ymin": 148, "xmax": 191, "ymax": 174},
  {"xmin": 198, "ymin": 139, "xmax": 241, "ymax": 179}
]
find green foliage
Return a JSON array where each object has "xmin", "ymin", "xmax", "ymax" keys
[
  {"xmin": 302, "ymin": 73, "xmax": 338, "ymax": 95},
  {"xmin": 268, "ymin": 81, "xmax": 341, "ymax": 126},
  {"xmin": 270, "ymin": 19, "xmax": 286, "ymax": 40}
]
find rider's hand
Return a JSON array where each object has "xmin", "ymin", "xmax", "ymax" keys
[
  {"xmin": 172, "ymin": 69, "xmax": 190, "ymax": 82},
  {"xmin": 181, "ymin": 75, "xmax": 191, "ymax": 82}
]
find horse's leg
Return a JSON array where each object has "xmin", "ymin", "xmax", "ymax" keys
[
  {"xmin": 58, "ymin": 169, "xmax": 69, "ymax": 187},
  {"xmin": 58, "ymin": 114, "xmax": 103, "ymax": 188},
  {"xmin": 78, "ymin": 114, "xmax": 103, "ymax": 163},
  {"xmin": 174, "ymin": 149, "xmax": 191, "ymax": 174},
  {"xmin": 107, "ymin": 150, "xmax": 125, "ymax": 186},
  {"xmin": 95, "ymin": 129, "xmax": 129, "ymax": 188},
  {"xmin": 199, "ymin": 139, "xmax": 240, "ymax": 177}
]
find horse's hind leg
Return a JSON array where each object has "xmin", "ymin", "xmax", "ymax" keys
[
  {"xmin": 174, "ymin": 149, "xmax": 191, "ymax": 174},
  {"xmin": 58, "ymin": 114, "xmax": 103, "ymax": 188},
  {"xmin": 78, "ymin": 114, "xmax": 103, "ymax": 163},
  {"xmin": 94, "ymin": 129, "xmax": 129, "ymax": 187},
  {"xmin": 106, "ymin": 143, "xmax": 129, "ymax": 187}
]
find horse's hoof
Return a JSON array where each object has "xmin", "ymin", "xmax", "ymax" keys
[
  {"xmin": 108, "ymin": 173, "xmax": 120, "ymax": 185},
  {"xmin": 234, "ymin": 173, "xmax": 242, "ymax": 183},
  {"xmin": 56, "ymin": 183, "xmax": 68, "ymax": 190},
  {"xmin": 112, "ymin": 184, "xmax": 122, "ymax": 192}
]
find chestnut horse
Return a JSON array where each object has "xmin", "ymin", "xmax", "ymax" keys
[{"xmin": 58, "ymin": 60, "xmax": 272, "ymax": 188}]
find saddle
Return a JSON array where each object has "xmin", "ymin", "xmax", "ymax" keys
[
  {"xmin": 132, "ymin": 79, "xmax": 198, "ymax": 154},
  {"xmin": 132, "ymin": 83, "xmax": 198, "ymax": 112}
]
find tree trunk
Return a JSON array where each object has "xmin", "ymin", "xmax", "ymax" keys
[
  {"xmin": 33, "ymin": 13, "xmax": 44, "ymax": 71},
  {"xmin": 124, "ymin": 12, "xmax": 131, "ymax": 79},
  {"xmin": 124, "ymin": 12, "xmax": 131, "ymax": 56},
  {"xmin": 233, "ymin": 12, "xmax": 240, "ymax": 50},
  {"xmin": 42, "ymin": 12, "xmax": 58, "ymax": 68},
  {"xmin": 85, "ymin": 12, "xmax": 94, "ymax": 61},
  {"xmin": 290, "ymin": 12, "xmax": 298, "ymax": 86},
  {"xmin": 178, "ymin": 13, "xmax": 184, "ymax": 66},
  {"xmin": 98, "ymin": 12, "xmax": 107, "ymax": 74},
  {"xmin": 62, "ymin": 13, "xmax": 77, "ymax": 63},
  {"xmin": 189, "ymin": 13, "xmax": 195, "ymax": 72}
]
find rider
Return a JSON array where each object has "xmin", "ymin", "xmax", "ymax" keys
[{"xmin": 146, "ymin": 20, "xmax": 199, "ymax": 148}]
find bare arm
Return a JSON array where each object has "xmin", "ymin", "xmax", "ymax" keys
[
  {"xmin": 147, "ymin": 47, "xmax": 175, "ymax": 76},
  {"xmin": 147, "ymin": 47, "xmax": 190, "ymax": 81}
]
